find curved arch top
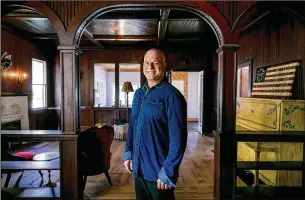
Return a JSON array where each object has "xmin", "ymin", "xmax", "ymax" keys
[
  {"xmin": 66, "ymin": 1, "xmax": 233, "ymax": 46},
  {"xmin": 232, "ymin": 2, "xmax": 305, "ymax": 42},
  {"xmin": 24, "ymin": 1, "xmax": 68, "ymax": 44}
]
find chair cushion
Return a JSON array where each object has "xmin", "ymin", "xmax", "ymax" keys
[{"xmin": 13, "ymin": 152, "xmax": 35, "ymax": 160}]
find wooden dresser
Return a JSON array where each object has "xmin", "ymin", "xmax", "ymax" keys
[{"xmin": 236, "ymin": 97, "xmax": 305, "ymax": 186}]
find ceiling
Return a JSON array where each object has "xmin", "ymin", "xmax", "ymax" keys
[{"xmin": 1, "ymin": 4, "xmax": 217, "ymax": 51}]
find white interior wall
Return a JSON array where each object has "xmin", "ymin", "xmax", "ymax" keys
[
  {"xmin": 187, "ymin": 72, "xmax": 199, "ymax": 119},
  {"xmin": 94, "ymin": 66, "xmax": 107, "ymax": 106}
]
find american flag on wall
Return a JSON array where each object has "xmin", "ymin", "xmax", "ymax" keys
[{"xmin": 252, "ymin": 61, "xmax": 300, "ymax": 99}]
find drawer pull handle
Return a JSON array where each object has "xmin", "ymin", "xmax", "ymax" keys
[{"xmin": 251, "ymin": 109, "xmax": 254, "ymax": 113}]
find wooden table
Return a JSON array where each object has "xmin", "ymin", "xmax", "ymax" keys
[
  {"xmin": 32, "ymin": 152, "xmax": 60, "ymax": 187},
  {"xmin": 1, "ymin": 160, "xmax": 60, "ymax": 170},
  {"xmin": 33, "ymin": 152, "xmax": 60, "ymax": 161},
  {"xmin": 1, "ymin": 130, "xmax": 78, "ymax": 199}
]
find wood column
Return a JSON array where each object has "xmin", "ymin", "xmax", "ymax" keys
[
  {"xmin": 58, "ymin": 45, "xmax": 81, "ymax": 133},
  {"xmin": 57, "ymin": 45, "xmax": 82, "ymax": 199},
  {"xmin": 214, "ymin": 44, "xmax": 239, "ymax": 200}
]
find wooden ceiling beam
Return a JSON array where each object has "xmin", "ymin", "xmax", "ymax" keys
[
  {"xmin": 93, "ymin": 18, "xmax": 201, "ymax": 21},
  {"xmin": 83, "ymin": 29, "xmax": 105, "ymax": 49},
  {"xmin": 32, "ymin": 34, "xmax": 58, "ymax": 40},
  {"xmin": 157, "ymin": 9, "xmax": 170, "ymax": 46},
  {"xmin": 87, "ymin": 35, "xmax": 200, "ymax": 41},
  {"xmin": 93, "ymin": 35, "xmax": 157, "ymax": 41},
  {"xmin": 31, "ymin": 34, "xmax": 200, "ymax": 41}
]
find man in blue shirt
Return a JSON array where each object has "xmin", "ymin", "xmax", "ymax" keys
[{"xmin": 122, "ymin": 48, "xmax": 188, "ymax": 200}]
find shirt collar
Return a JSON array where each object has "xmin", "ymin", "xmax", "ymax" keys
[{"xmin": 143, "ymin": 78, "xmax": 167, "ymax": 90}]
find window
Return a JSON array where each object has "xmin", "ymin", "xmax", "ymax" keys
[
  {"xmin": 94, "ymin": 63, "xmax": 141, "ymax": 108},
  {"xmin": 32, "ymin": 58, "xmax": 47, "ymax": 109},
  {"xmin": 119, "ymin": 83, "xmax": 140, "ymax": 107},
  {"xmin": 119, "ymin": 63, "xmax": 141, "ymax": 107},
  {"xmin": 94, "ymin": 63, "xmax": 115, "ymax": 107},
  {"xmin": 112, "ymin": 83, "xmax": 140, "ymax": 107}
]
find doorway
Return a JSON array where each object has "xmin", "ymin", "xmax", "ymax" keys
[
  {"xmin": 170, "ymin": 71, "xmax": 200, "ymax": 132},
  {"xmin": 71, "ymin": 3, "xmax": 227, "ymax": 200}
]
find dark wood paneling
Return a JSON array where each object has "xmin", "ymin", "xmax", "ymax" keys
[
  {"xmin": 94, "ymin": 110, "xmax": 117, "ymax": 125},
  {"xmin": 80, "ymin": 108, "xmax": 94, "ymax": 127},
  {"xmin": 60, "ymin": 139, "xmax": 79, "ymax": 199},
  {"xmin": 210, "ymin": 1, "xmax": 255, "ymax": 27},
  {"xmin": 29, "ymin": 110, "xmax": 58, "ymax": 130},
  {"xmin": 1, "ymin": 29, "xmax": 57, "ymax": 129},
  {"xmin": 43, "ymin": 1, "xmax": 90, "ymax": 28},
  {"xmin": 1, "ymin": 29, "xmax": 42, "ymax": 94},
  {"xmin": 237, "ymin": 15, "xmax": 305, "ymax": 99}
]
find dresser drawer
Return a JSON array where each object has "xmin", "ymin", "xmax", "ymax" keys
[{"xmin": 237, "ymin": 101, "xmax": 279, "ymax": 130}]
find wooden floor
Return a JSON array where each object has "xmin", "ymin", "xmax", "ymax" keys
[
  {"xmin": 187, "ymin": 121, "xmax": 199, "ymax": 132},
  {"xmin": 2, "ymin": 132, "xmax": 215, "ymax": 200}
]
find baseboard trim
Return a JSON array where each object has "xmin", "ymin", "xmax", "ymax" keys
[{"xmin": 187, "ymin": 118, "xmax": 199, "ymax": 122}]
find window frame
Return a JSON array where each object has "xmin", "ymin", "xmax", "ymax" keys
[
  {"xmin": 93, "ymin": 62, "xmax": 142, "ymax": 108},
  {"xmin": 31, "ymin": 58, "xmax": 47, "ymax": 110}
]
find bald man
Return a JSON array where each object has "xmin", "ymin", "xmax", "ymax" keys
[{"xmin": 122, "ymin": 49, "xmax": 188, "ymax": 200}]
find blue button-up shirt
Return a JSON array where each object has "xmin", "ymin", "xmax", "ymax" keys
[{"xmin": 122, "ymin": 80, "xmax": 187, "ymax": 188}]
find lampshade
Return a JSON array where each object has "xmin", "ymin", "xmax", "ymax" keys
[{"xmin": 121, "ymin": 81, "xmax": 134, "ymax": 92}]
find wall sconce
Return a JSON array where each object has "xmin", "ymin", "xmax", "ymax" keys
[{"xmin": 18, "ymin": 73, "xmax": 27, "ymax": 84}]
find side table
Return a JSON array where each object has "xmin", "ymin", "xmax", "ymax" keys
[{"xmin": 114, "ymin": 124, "xmax": 128, "ymax": 140}]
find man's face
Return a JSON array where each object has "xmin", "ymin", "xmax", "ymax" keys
[{"xmin": 143, "ymin": 50, "xmax": 166, "ymax": 82}]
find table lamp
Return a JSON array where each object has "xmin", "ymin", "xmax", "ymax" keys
[{"xmin": 121, "ymin": 81, "xmax": 134, "ymax": 122}]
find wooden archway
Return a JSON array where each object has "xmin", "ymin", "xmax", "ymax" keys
[
  {"xmin": 66, "ymin": 1, "xmax": 233, "ymax": 47},
  {"xmin": 24, "ymin": 1, "xmax": 67, "ymax": 44},
  {"xmin": 232, "ymin": 2, "xmax": 305, "ymax": 42}
]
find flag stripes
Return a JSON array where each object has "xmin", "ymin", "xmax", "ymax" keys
[{"xmin": 252, "ymin": 61, "xmax": 299, "ymax": 98}]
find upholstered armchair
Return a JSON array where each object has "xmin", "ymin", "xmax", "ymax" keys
[{"xmin": 78, "ymin": 125, "xmax": 114, "ymax": 191}]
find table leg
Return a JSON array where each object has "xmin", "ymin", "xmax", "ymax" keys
[
  {"xmin": 38, "ymin": 170, "xmax": 43, "ymax": 179},
  {"xmin": 254, "ymin": 151, "xmax": 261, "ymax": 186},
  {"xmin": 43, "ymin": 170, "xmax": 57, "ymax": 187}
]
